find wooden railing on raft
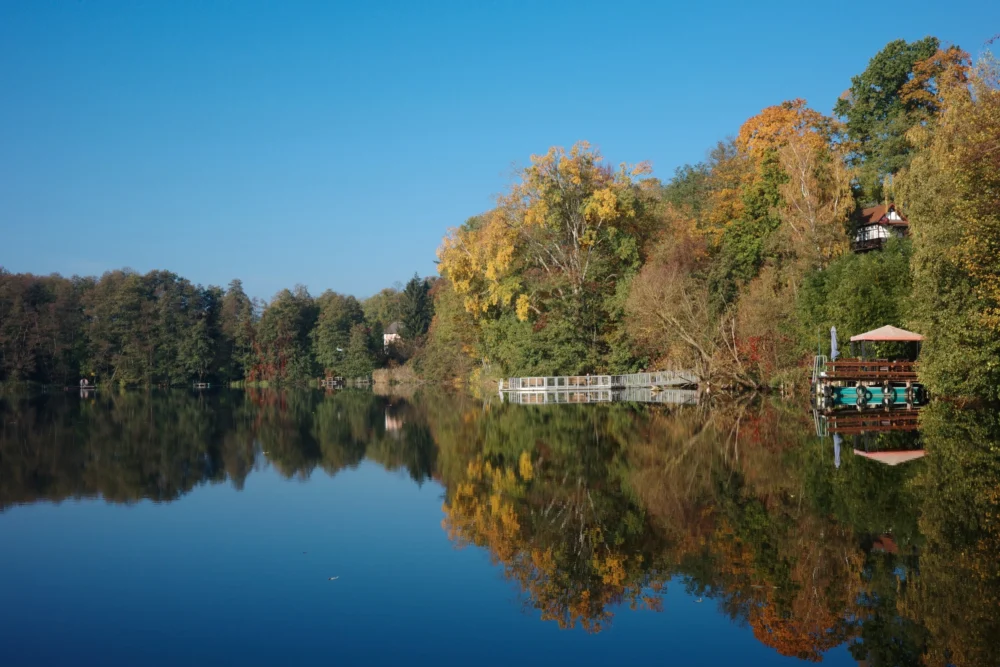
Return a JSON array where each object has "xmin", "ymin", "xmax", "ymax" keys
[{"xmin": 823, "ymin": 359, "xmax": 918, "ymax": 382}]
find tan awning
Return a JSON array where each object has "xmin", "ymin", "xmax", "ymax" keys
[
  {"xmin": 849, "ymin": 325, "xmax": 924, "ymax": 342},
  {"xmin": 853, "ymin": 449, "xmax": 926, "ymax": 466}
]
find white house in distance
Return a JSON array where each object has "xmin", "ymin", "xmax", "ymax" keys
[
  {"xmin": 383, "ymin": 321, "xmax": 402, "ymax": 351},
  {"xmin": 852, "ymin": 204, "xmax": 909, "ymax": 253}
]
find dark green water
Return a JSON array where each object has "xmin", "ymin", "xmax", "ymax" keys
[{"xmin": 1, "ymin": 389, "xmax": 997, "ymax": 666}]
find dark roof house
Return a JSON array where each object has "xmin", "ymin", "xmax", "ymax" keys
[{"xmin": 852, "ymin": 204, "xmax": 909, "ymax": 253}]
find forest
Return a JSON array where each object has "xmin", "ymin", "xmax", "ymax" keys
[
  {"xmin": 3, "ymin": 36, "xmax": 999, "ymax": 400},
  {"xmin": 0, "ymin": 270, "xmax": 434, "ymax": 387}
]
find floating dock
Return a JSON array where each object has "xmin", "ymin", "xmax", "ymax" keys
[
  {"xmin": 812, "ymin": 357, "xmax": 926, "ymax": 409},
  {"xmin": 812, "ymin": 325, "xmax": 927, "ymax": 410}
]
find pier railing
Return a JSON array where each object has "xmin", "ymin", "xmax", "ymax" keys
[
  {"xmin": 823, "ymin": 360, "xmax": 918, "ymax": 382},
  {"xmin": 500, "ymin": 375, "xmax": 613, "ymax": 391},
  {"xmin": 499, "ymin": 371, "xmax": 697, "ymax": 392}
]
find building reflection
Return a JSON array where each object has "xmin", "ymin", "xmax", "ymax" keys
[{"xmin": 815, "ymin": 405, "xmax": 924, "ymax": 469}]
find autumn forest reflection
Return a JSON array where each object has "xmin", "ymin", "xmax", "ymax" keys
[{"xmin": 1, "ymin": 390, "xmax": 998, "ymax": 665}]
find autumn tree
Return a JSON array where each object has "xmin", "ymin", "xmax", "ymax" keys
[
  {"xmin": 414, "ymin": 278, "xmax": 479, "ymax": 383},
  {"xmin": 632, "ymin": 100, "xmax": 849, "ymax": 386},
  {"xmin": 898, "ymin": 53, "xmax": 1000, "ymax": 400},
  {"xmin": 708, "ymin": 101, "xmax": 827, "ymax": 305},
  {"xmin": 437, "ymin": 142, "xmax": 658, "ymax": 375},
  {"xmin": 776, "ymin": 132, "xmax": 852, "ymax": 270},
  {"xmin": 834, "ymin": 37, "xmax": 942, "ymax": 203},
  {"xmin": 252, "ymin": 286, "xmax": 318, "ymax": 383},
  {"xmin": 626, "ymin": 210, "xmax": 717, "ymax": 379},
  {"xmin": 900, "ymin": 46, "xmax": 972, "ymax": 117},
  {"xmin": 0, "ymin": 270, "xmax": 86, "ymax": 384}
]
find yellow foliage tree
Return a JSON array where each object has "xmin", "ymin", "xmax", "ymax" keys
[
  {"xmin": 436, "ymin": 212, "xmax": 522, "ymax": 318},
  {"xmin": 900, "ymin": 46, "xmax": 972, "ymax": 116},
  {"xmin": 899, "ymin": 52, "xmax": 1000, "ymax": 398},
  {"xmin": 736, "ymin": 98, "xmax": 850, "ymax": 272},
  {"xmin": 736, "ymin": 99, "xmax": 832, "ymax": 166},
  {"xmin": 701, "ymin": 140, "xmax": 751, "ymax": 248},
  {"xmin": 437, "ymin": 142, "xmax": 655, "ymax": 322},
  {"xmin": 776, "ymin": 134, "xmax": 853, "ymax": 270}
]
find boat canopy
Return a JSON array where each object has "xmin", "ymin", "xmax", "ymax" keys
[{"xmin": 849, "ymin": 325, "xmax": 924, "ymax": 342}]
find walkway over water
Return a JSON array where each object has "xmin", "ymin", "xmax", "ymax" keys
[
  {"xmin": 499, "ymin": 370, "xmax": 698, "ymax": 392},
  {"xmin": 500, "ymin": 387, "xmax": 699, "ymax": 406}
]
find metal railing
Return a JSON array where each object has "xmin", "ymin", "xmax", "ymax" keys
[
  {"xmin": 499, "ymin": 371, "xmax": 698, "ymax": 392},
  {"xmin": 500, "ymin": 376, "xmax": 614, "ymax": 390},
  {"xmin": 811, "ymin": 355, "xmax": 828, "ymax": 387}
]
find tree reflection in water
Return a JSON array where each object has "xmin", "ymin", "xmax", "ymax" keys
[{"xmin": 1, "ymin": 390, "xmax": 997, "ymax": 665}]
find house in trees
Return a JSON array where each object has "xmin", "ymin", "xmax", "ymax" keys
[
  {"xmin": 383, "ymin": 321, "xmax": 403, "ymax": 350},
  {"xmin": 852, "ymin": 204, "xmax": 909, "ymax": 253}
]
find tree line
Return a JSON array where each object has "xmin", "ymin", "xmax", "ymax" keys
[
  {"xmin": 0, "ymin": 269, "xmax": 434, "ymax": 386},
  {"xmin": 423, "ymin": 37, "xmax": 1000, "ymax": 401}
]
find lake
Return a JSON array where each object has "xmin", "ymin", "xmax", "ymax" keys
[{"xmin": 1, "ymin": 389, "xmax": 998, "ymax": 666}]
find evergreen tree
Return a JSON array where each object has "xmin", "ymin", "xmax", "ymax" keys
[
  {"xmin": 834, "ymin": 37, "xmax": 941, "ymax": 203},
  {"xmin": 400, "ymin": 274, "xmax": 433, "ymax": 339},
  {"xmin": 219, "ymin": 280, "xmax": 256, "ymax": 382}
]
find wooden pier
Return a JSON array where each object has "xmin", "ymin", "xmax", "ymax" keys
[{"xmin": 499, "ymin": 370, "xmax": 698, "ymax": 393}]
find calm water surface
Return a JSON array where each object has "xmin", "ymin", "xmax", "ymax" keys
[{"xmin": 1, "ymin": 390, "xmax": 998, "ymax": 666}]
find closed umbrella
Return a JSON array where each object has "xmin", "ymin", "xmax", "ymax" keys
[{"xmin": 830, "ymin": 326, "xmax": 839, "ymax": 361}]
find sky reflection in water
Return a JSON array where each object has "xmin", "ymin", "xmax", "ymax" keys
[{"xmin": 1, "ymin": 389, "xmax": 996, "ymax": 666}]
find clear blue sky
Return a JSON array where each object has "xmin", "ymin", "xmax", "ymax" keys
[{"xmin": 2, "ymin": 1, "xmax": 997, "ymax": 301}]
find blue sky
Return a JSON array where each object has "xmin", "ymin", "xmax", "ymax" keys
[{"xmin": 2, "ymin": 1, "xmax": 997, "ymax": 300}]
